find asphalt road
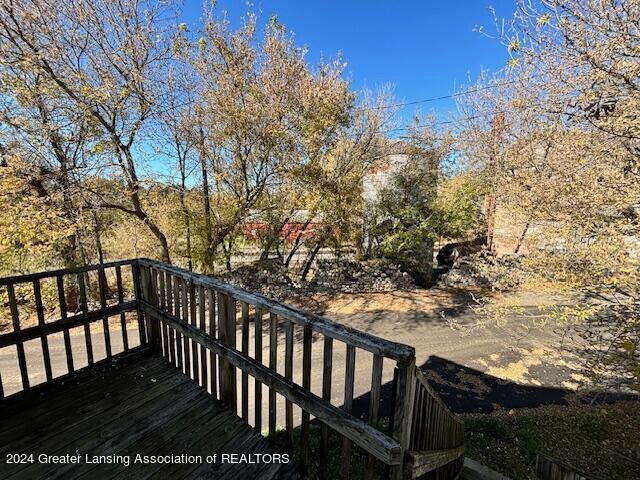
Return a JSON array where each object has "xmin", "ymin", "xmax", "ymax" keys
[{"xmin": 0, "ymin": 287, "xmax": 620, "ymax": 427}]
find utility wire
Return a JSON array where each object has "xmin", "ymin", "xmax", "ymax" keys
[{"xmin": 353, "ymin": 78, "xmax": 520, "ymax": 112}]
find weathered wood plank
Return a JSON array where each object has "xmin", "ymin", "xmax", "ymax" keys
[
  {"xmin": 173, "ymin": 274, "xmax": 183, "ymax": 371},
  {"xmin": 0, "ymin": 259, "xmax": 135, "ymax": 286},
  {"xmin": 406, "ymin": 446, "xmax": 465, "ymax": 478},
  {"xmin": 254, "ymin": 306, "xmax": 263, "ymax": 432},
  {"xmin": 190, "ymin": 280, "xmax": 199, "ymax": 383},
  {"xmin": 97, "ymin": 265, "xmax": 112, "ymax": 359},
  {"xmin": 269, "ymin": 312, "xmax": 278, "ymax": 437},
  {"xmin": 33, "ymin": 279, "xmax": 53, "ymax": 381},
  {"xmin": 0, "ymin": 301, "xmax": 136, "ymax": 349},
  {"xmin": 76, "ymin": 272, "xmax": 94, "ymax": 366},
  {"xmin": 365, "ymin": 354, "xmax": 384, "ymax": 480},
  {"xmin": 300, "ymin": 325, "xmax": 312, "ymax": 468},
  {"xmin": 340, "ymin": 344, "xmax": 356, "ymax": 479},
  {"xmin": 208, "ymin": 288, "xmax": 217, "ymax": 398},
  {"xmin": 241, "ymin": 301, "xmax": 250, "ymax": 421},
  {"xmin": 115, "ymin": 265, "xmax": 129, "ymax": 352},
  {"xmin": 390, "ymin": 359, "xmax": 416, "ymax": 480},
  {"xmin": 199, "ymin": 284, "xmax": 207, "ymax": 388},
  {"xmin": 320, "ymin": 336, "xmax": 333, "ymax": 480},
  {"xmin": 132, "ymin": 261, "xmax": 147, "ymax": 345},
  {"xmin": 56, "ymin": 275, "xmax": 74, "ymax": 373},
  {"xmin": 284, "ymin": 319, "xmax": 294, "ymax": 444},
  {"xmin": 6, "ymin": 283, "xmax": 29, "ymax": 390},
  {"xmin": 218, "ymin": 293, "xmax": 237, "ymax": 410},
  {"xmin": 182, "ymin": 277, "xmax": 191, "ymax": 378}
]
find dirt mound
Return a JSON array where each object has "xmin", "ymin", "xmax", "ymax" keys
[{"xmin": 311, "ymin": 259, "xmax": 416, "ymax": 293}]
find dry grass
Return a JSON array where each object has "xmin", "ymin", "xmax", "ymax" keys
[{"xmin": 462, "ymin": 401, "xmax": 640, "ymax": 480}]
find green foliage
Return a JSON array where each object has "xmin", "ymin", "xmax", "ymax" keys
[
  {"xmin": 372, "ymin": 149, "xmax": 440, "ymax": 258},
  {"xmin": 431, "ymin": 173, "xmax": 485, "ymax": 240}
]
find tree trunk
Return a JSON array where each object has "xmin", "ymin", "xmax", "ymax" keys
[
  {"xmin": 121, "ymin": 147, "xmax": 171, "ymax": 263},
  {"xmin": 484, "ymin": 194, "xmax": 496, "ymax": 253},
  {"xmin": 221, "ymin": 236, "xmax": 233, "ymax": 272},
  {"xmin": 199, "ymin": 126, "xmax": 214, "ymax": 272},
  {"xmin": 92, "ymin": 211, "xmax": 105, "ymax": 264},
  {"xmin": 300, "ymin": 240, "xmax": 322, "ymax": 281},
  {"xmin": 514, "ymin": 220, "xmax": 531, "ymax": 254},
  {"xmin": 260, "ymin": 213, "xmax": 292, "ymax": 261},
  {"xmin": 285, "ymin": 219, "xmax": 312, "ymax": 267}
]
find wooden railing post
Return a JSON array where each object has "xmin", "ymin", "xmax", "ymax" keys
[
  {"xmin": 390, "ymin": 357, "xmax": 416, "ymax": 480},
  {"xmin": 132, "ymin": 260, "xmax": 147, "ymax": 345},
  {"xmin": 140, "ymin": 264, "xmax": 161, "ymax": 353},
  {"xmin": 218, "ymin": 293, "xmax": 237, "ymax": 410}
]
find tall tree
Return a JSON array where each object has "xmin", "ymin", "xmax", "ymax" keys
[{"xmin": 0, "ymin": 0, "xmax": 176, "ymax": 261}]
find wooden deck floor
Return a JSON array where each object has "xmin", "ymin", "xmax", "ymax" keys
[{"xmin": 0, "ymin": 355, "xmax": 301, "ymax": 480}]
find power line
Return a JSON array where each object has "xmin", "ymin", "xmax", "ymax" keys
[{"xmin": 353, "ymin": 78, "xmax": 520, "ymax": 112}]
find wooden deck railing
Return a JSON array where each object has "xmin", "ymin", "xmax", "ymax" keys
[
  {"xmin": 0, "ymin": 259, "xmax": 464, "ymax": 479},
  {"xmin": 0, "ymin": 259, "xmax": 144, "ymax": 399}
]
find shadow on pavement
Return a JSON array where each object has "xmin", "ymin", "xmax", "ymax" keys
[{"xmin": 350, "ymin": 355, "xmax": 638, "ymax": 419}]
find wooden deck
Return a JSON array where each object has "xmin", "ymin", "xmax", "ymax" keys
[
  {"xmin": 0, "ymin": 259, "xmax": 465, "ymax": 479},
  {"xmin": 0, "ymin": 355, "xmax": 301, "ymax": 480}
]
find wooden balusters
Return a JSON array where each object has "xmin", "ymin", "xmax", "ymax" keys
[
  {"xmin": 149, "ymin": 268, "xmax": 159, "ymax": 353},
  {"xmin": 319, "ymin": 337, "xmax": 333, "ymax": 479},
  {"xmin": 160, "ymin": 271, "xmax": 170, "ymax": 360},
  {"xmin": 241, "ymin": 302, "xmax": 250, "ymax": 421},
  {"xmin": 7, "ymin": 283, "xmax": 29, "ymax": 390},
  {"xmin": 173, "ymin": 274, "xmax": 183, "ymax": 372},
  {"xmin": 390, "ymin": 359, "xmax": 415, "ymax": 480},
  {"xmin": 268, "ymin": 312, "xmax": 277, "ymax": 437},
  {"xmin": 166, "ymin": 274, "xmax": 175, "ymax": 365},
  {"xmin": 284, "ymin": 319, "xmax": 294, "ymax": 445},
  {"xmin": 132, "ymin": 261, "xmax": 146, "ymax": 345},
  {"xmin": 157, "ymin": 270, "xmax": 166, "ymax": 357},
  {"xmin": 76, "ymin": 272, "xmax": 94, "ymax": 366},
  {"xmin": 181, "ymin": 278, "xmax": 190, "ymax": 377},
  {"xmin": 56, "ymin": 275, "xmax": 74, "ymax": 373},
  {"xmin": 199, "ymin": 285, "xmax": 207, "ymax": 388},
  {"xmin": 218, "ymin": 293, "xmax": 237, "ymax": 410},
  {"xmin": 208, "ymin": 288, "xmax": 217, "ymax": 398},
  {"xmin": 115, "ymin": 266, "xmax": 128, "ymax": 352},
  {"xmin": 340, "ymin": 344, "xmax": 356, "ymax": 479},
  {"xmin": 189, "ymin": 281, "xmax": 198, "ymax": 383},
  {"xmin": 0, "ymin": 261, "xmax": 147, "ymax": 398},
  {"xmin": 33, "ymin": 279, "xmax": 53, "ymax": 381},
  {"xmin": 254, "ymin": 307, "xmax": 263, "ymax": 432},
  {"xmin": 301, "ymin": 325, "xmax": 312, "ymax": 468},
  {"xmin": 97, "ymin": 266, "xmax": 112, "ymax": 359},
  {"xmin": 364, "ymin": 354, "xmax": 384, "ymax": 480}
]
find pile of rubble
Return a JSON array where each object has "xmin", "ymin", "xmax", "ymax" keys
[
  {"xmin": 218, "ymin": 259, "xmax": 303, "ymax": 301},
  {"xmin": 437, "ymin": 259, "xmax": 487, "ymax": 288},
  {"xmin": 437, "ymin": 253, "xmax": 526, "ymax": 290},
  {"xmin": 219, "ymin": 257, "xmax": 417, "ymax": 299},
  {"xmin": 311, "ymin": 259, "xmax": 416, "ymax": 293}
]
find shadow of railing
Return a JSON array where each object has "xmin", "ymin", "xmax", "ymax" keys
[{"xmin": 350, "ymin": 355, "xmax": 638, "ymax": 419}]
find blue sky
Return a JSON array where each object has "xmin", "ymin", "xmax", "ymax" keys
[{"xmin": 180, "ymin": 0, "xmax": 516, "ymax": 124}]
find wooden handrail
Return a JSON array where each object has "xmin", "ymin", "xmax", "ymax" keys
[
  {"xmin": 0, "ymin": 259, "xmax": 136, "ymax": 285},
  {"xmin": 138, "ymin": 258, "xmax": 415, "ymax": 362}
]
